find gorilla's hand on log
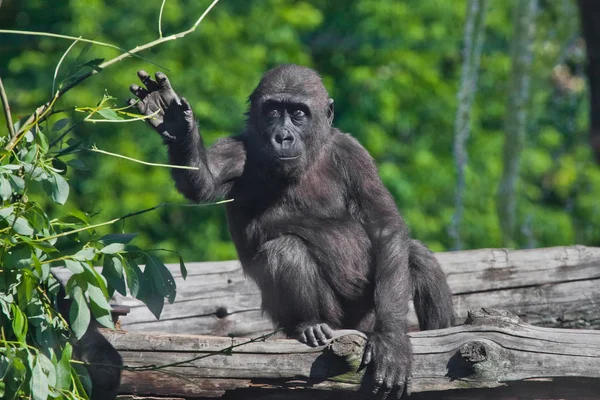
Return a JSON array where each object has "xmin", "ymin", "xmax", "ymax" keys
[
  {"xmin": 361, "ymin": 332, "xmax": 412, "ymax": 399},
  {"xmin": 128, "ymin": 70, "xmax": 196, "ymax": 143}
]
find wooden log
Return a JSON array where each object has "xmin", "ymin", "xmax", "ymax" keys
[
  {"xmin": 111, "ymin": 309, "xmax": 600, "ymax": 400},
  {"xmin": 118, "ymin": 246, "xmax": 600, "ymax": 335}
]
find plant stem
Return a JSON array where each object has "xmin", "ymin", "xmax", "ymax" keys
[
  {"xmin": 0, "ymin": 75, "xmax": 15, "ymax": 138},
  {"xmin": 34, "ymin": 199, "xmax": 232, "ymax": 242},
  {"xmin": 90, "ymin": 145, "xmax": 200, "ymax": 170}
]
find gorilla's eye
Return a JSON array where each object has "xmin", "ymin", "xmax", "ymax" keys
[
  {"xmin": 292, "ymin": 109, "xmax": 305, "ymax": 118},
  {"xmin": 266, "ymin": 107, "xmax": 281, "ymax": 118}
]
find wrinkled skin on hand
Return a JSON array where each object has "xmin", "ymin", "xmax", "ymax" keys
[
  {"xmin": 128, "ymin": 70, "xmax": 196, "ymax": 142},
  {"xmin": 361, "ymin": 332, "xmax": 412, "ymax": 399}
]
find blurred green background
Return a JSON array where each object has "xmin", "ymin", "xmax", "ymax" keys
[{"xmin": 1, "ymin": 0, "xmax": 598, "ymax": 263}]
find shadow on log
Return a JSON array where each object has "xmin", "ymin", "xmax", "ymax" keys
[{"xmin": 111, "ymin": 308, "xmax": 600, "ymax": 400}]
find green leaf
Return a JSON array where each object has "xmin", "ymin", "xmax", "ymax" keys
[
  {"xmin": 10, "ymin": 305, "xmax": 27, "ymax": 342},
  {"xmin": 43, "ymin": 171, "xmax": 69, "ymax": 204},
  {"xmin": 4, "ymin": 244, "xmax": 33, "ymax": 269},
  {"xmin": 0, "ymin": 176, "xmax": 11, "ymax": 200},
  {"xmin": 38, "ymin": 353, "xmax": 56, "ymax": 388},
  {"xmin": 51, "ymin": 118, "xmax": 71, "ymax": 132},
  {"xmin": 23, "ymin": 164, "xmax": 48, "ymax": 182},
  {"xmin": 99, "ymin": 232, "xmax": 138, "ymax": 245},
  {"xmin": 7, "ymin": 174, "xmax": 25, "ymax": 194},
  {"xmin": 31, "ymin": 356, "xmax": 49, "ymax": 400},
  {"xmin": 145, "ymin": 255, "xmax": 176, "ymax": 304},
  {"xmin": 66, "ymin": 159, "xmax": 87, "ymax": 171},
  {"xmin": 102, "ymin": 256, "xmax": 126, "ymax": 296},
  {"xmin": 56, "ymin": 343, "xmax": 72, "ymax": 391},
  {"xmin": 13, "ymin": 216, "xmax": 34, "ymax": 236},
  {"xmin": 179, "ymin": 255, "xmax": 188, "ymax": 280},
  {"xmin": 87, "ymin": 284, "xmax": 114, "ymax": 329},
  {"xmin": 97, "ymin": 108, "xmax": 123, "ymax": 121},
  {"xmin": 64, "ymin": 259, "xmax": 84, "ymax": 274},
  {"xmin": 123, "ymin": 258, "xmax": 143, "ymax": 298},
  {"xmin": 100, "ymin": 242, "xmax": 126, "ymax": 254},
  {"xmin": 74, "ymin": 247, "xmax": 96, "ymax": 261},
  {"xmin": 69, "ymin": 286, "xmax": 90, "ymax": 340}
]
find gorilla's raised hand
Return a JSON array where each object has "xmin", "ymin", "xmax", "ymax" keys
[
  {"xmin": 127, "ymin": 70, "xmax": 196, "ymax": 143},
  {"xmin": 361, "ymin": 332, "xmax": 412, "ymax": 399}
]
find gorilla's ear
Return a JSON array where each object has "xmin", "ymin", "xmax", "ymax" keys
[{"xmin": 327, "ymin": 98, "xmax": 335, "ymax": 126}]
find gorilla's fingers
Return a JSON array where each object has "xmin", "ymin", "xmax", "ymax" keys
[
  {"xmin": 321, "ymin": 323, "xmax": 334, "ymax": 339},
  {"xmin": 404, "ymin": 375, "xmax": 412, "ymax": 397},
  {"xmin": 129, "ymin": 84, "xmax": 148, "ymax": 99},
  {"xmin": 128, "ymin": 98, "xmax": 147, "ymax": 114},
  {"xmin": 297, "ymin": 331, "xmax": 308, "ymax": 344},
  {"xmin": 137, "ymin": 70, "xmax": 158, "ymax": 91},
  {"xmin": 313, "ymin": 326, "xmax": 328, "ymax": 345},
  {"xmin": 361, "ymin": 343, "xmax": 373, "ymax": 368},
  {"xmin": 180, "ymin": 97, "xmax": 192, "ymax": 111},
  {"xmin": 155, "ymin": 72, "xmax": 173, "ymax": 91},
  {"xmin": 372, "ymin": 374, "xmax": 384, "ymax": 395},
  {"xmin": 305, "ymin": 328, "xmax": 318, "ymax": 347}
]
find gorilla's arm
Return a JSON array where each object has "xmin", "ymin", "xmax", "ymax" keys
[
  {"xmin": 338, "ymin": 134, "xmax": 413, "ymax": 398},
  {"xmin": 128, "ymin": 71, "xmax": 245, "ymax": 202}
]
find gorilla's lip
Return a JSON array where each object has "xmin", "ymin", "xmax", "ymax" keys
[{"xmin": 278, "ymin": 155, "xmax": 300, "ymax": 161}]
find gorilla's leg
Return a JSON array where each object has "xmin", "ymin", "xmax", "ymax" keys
[{"xmin": 252, "ymin": 234, "xmax": 342, "ymax": 346}]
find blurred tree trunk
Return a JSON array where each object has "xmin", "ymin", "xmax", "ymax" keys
[
  {"xmin": 496, "ymin": 0, "xmax": 538, "ymax": 247},
  {"xmin": 450, "ymin": 0, "xmax": 488, "ymax": 250},
  {"xmin": 577, "ymin": 0, "xmax": 600, "ymax": 163}
]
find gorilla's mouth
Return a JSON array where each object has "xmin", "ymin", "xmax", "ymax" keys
[{"xmin": 278, "ymin": 155, "xmax": 300, "ymax": 161}]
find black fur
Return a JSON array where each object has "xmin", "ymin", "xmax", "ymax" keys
[{"xmin": 129, "ymin": 64, "xmax": 454, "ymax": 399}]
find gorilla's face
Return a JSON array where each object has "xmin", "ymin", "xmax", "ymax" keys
[{"xmin": 245, "ymin": 65, "xmax": 334, "ymax": 178}]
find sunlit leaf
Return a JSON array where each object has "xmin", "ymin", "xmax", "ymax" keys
[
  {"xmin": 30, "ymin": 356, "xmax": 49, "ymax": 400},
  {"xmin": 0, "ymin": 176, "xmax": 11, "ymax": 200},
  {"xmin": 69, "ymin": 286, "xmax": 90, "ymax": 340},
  {"xmin": 55, "ymin": 343, "xmax": 72, "ymax": 390},
  {"xmin": 100, "ymin": 242, "xmax": 126, "ymax": 254},
  {"xmin": 102, "ymin": 256, "xmax": 126, "ymax": 296},
  {"xmin": 43, "ymin": 171, "xmax": 69, "ymax": 204}
]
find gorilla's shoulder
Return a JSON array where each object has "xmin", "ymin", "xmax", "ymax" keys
[{"xmin": 331, "ymin": 129, "xmax": 376, "ymax": 165}]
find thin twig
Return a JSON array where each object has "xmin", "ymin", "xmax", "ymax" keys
[
  {"xmin": 90, "ymin": 145, "xmax": 201, "ymax": 169},
  {"xmin": 3, "ymin": 0, "xmax": 220, "ymax": 148},
  {"xmin": 0, "ymin": 75, "xmax": 15, "ymax": 138},
  {"xmin": 53, "ymin": 37, "xmax": 81, "ymax": 96},
  {"xmin": 33, "ymin": 199, "xmax": 233, "ymax": 242},
  {"xmin": 159, "ymin": 0, "xmax": 168, "ymax": 38}
]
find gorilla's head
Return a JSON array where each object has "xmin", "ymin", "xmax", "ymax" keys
[{"xmin": 245, "ymin": 64, "xmax": 334, "ymax": 178}]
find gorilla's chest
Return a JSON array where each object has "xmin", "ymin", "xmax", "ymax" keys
[{"xmin": 226, "ymin": 171, "xmax": 348, "ymax": 256}]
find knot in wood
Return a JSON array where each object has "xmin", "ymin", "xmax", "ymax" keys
[
  {"xmin": 460, "ymin": 341, "xmax": 487, "ymax": 364},
  {"xmin": 215, "ymin": 307, "xmax": 229, "ymax": 319},
  {"xmin": 465, "ymin": 308, "xmax": 520, "ymax": 326}
]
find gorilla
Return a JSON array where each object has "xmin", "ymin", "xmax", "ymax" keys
[{"xmin": 128, "ymin": 64, "xmax": 454, "ymax": 399}]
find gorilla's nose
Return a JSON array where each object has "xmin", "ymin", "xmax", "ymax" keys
[{"xmin": 273, "ymin": 131, "xmax": 295, "ymax": 149}]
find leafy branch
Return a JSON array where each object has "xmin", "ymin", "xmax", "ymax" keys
[{"xmin": 0, "ymin": 0, "xmax": 220, "ymax": 151}]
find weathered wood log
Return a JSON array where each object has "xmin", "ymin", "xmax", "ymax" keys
[
  {"xmin": 111, "ymin": 309, "xmax": 600, "ymax": 400},
  {"xmin": 117, "ymin": 246, "xmax": 600, "ymax": 336}
]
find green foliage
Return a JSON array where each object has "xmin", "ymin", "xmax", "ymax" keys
[{"xmin": 2, "ymin": 0, "xmax": 597, "ymax": 262}]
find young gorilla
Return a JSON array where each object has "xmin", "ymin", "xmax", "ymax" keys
[{"xmin": 128, "ymin": 65, "xmax": 454, "ymax": 399}]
